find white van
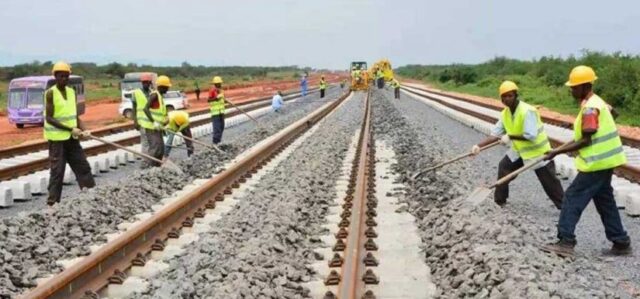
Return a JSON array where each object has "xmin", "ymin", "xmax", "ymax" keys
[{"xmin": 119, "ymin": 90, "xmax": 188, "ymax": 118}]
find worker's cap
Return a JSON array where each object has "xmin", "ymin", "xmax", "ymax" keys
[{"xmin": 140, "ymin": 73, "xmax": 153, "ymax": 82}]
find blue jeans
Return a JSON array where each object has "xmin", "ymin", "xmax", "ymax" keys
[
  {"xmin": 557, "ymin": 169, "xmax": 630, "ymax": 245},
  {"xmin": 301, "ymin": 85, "xmax": 307, "ymax": 96},
  {"xmin": 211, "ymin": 115, "xmax": 225, "ymax": 144}
]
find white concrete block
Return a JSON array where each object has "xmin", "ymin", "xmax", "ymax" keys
[
  {"xmin": 63, "ymin": 168, "xmax": 75, "ymax": 184},
  {"xmin": 625, "ymin": 193, "xmax": 640, "ymax": 216},
  {"xmin": 117, "ymin": 151, "xmax": 128, "ymax": 165},
  {"xmin": 97, "ymin": 158, "xmax": 111, "ymax": 172},
  {"xmin": 28, "ymin": 176, "xmax": 48, "ymax": 194},
  {"xmin": 125, "ymin": 152, "xmax": 136, "ymax": 163},
  {"xmin": 0, "ymin": 187, "xmax": 13, "ymax": 207},
  {"xmin": 109, "ymin": 154, "xmax": 120, "ymax": 169},
  {"xmin": 7, "ymin": 181, "xmax": 32, "ymax": 200}
]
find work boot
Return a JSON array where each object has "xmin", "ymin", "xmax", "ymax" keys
[
  {"xmin": 604, "ymin": 242, "xmax": 632, "ymax": 256},
  {"xmin": 540, "ymin": 240, "xmax": 575, "ymax": 258}
]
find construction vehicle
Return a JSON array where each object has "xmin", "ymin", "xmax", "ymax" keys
[
  {"xmin": 350, "ymin": 61, "xmax": 369, "ymax": 91},
  {"xmin": 369, "ymin": 59, "xmax": 395, "ymax": 83}
]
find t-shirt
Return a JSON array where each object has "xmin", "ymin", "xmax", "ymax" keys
[
  {"xmin": 582, "ymin": 107, "xmax": 599, "ymax": 134},
  {"xmin": 209, "ymin": 88, "xmax": 218, "ymax": 100}
]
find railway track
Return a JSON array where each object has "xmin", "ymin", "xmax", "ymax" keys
[{"xmin": 20, "ymin": 90, "xmax": 351, "ymax": 299}]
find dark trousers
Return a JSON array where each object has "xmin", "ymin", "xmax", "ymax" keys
[
  {"xmin": 212, "ymin": 115, "xmax": 225, "ymax": 144},
  {"xmin": 377, "ymin": 78, "xmax": 384, "ymax": 89},
  {"xmin": 394, "ymin": 87, "xmax": 400, "ymax": 99},
  {"xmin": 320, "ymin": 89, "xmax": 326, "ymax": 98},
  {"xmin": 557, "ymin": 169, "xmax": 630, "ymax": 245},
  {"xmin": 47, "ymin": 138, "xmax": 95, "ymax": 205},
  {"xmin": 495, "ymin": 155, "xmax": 564, "ymax": 209},
  {"xmin": 142, "ymin": 129, "xmax": 164, "ymax": 168},
  {"xmin": 164, "ymin": 126, "xmax": 194, "ymax": 157}
]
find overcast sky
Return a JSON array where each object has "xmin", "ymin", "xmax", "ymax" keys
[{"xmin": 1, "ymin": 0, "xmax": 639, "ymax": 69}]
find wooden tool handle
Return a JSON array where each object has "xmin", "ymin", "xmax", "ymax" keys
[
  {"xmin": 87, "ymin": 134, "xmax": 163, "ymax": 163},
  {"xmin": 165, "ymin": 129, "xmax": 224, "ymax": 153}
]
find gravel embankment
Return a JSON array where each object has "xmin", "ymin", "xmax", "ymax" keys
[
  {"xmin": 0, "ymin": 88, "xmax": 343, "ymax": 298},
  {"xmin": 131, "ymin": 92, "xmax": 365, "ymax": 299},
  {"xmin": 372, "ymin": 88, "xmax": 621, "ymax": 298}
]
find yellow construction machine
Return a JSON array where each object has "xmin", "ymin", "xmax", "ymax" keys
[{"xmin": 350, "ymin": 61, "xmax": 369, "ymax": 91}]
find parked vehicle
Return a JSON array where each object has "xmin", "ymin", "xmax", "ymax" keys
[
  {"xmin": 118, "ymin": 90, "xmax": 188, "ymax": 119},
  {"xmin": 7, "ymin": 76, "xmax": 85, "ymax": 128}
]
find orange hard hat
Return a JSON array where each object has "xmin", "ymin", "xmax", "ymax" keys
[{"xmin": 140, "ymin": 73, "xmax": 153, "ymax": 82}]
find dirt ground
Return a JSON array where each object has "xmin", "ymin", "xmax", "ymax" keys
[{"xmin": 0, "ymin": 74, "xmax": 341, "ymax": 149}]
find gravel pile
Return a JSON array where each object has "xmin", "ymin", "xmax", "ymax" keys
[
  {"xmin": 131, "ymin": 93, "xmax": 364, "ymax": 299},
  {"xmin": 371, "ymin": 89, "xmax": 620, "ymax": 298},
  {"xmin": 0, "ymin": 90, "xmax": 342, "ymax": 298}
]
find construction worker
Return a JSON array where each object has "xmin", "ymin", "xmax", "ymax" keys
[
  {"xmin": 139, "ymin": 75, "xmax": 170, "ymax": 168},
  {"xmin": 272, "ymin": 91, "xmax": 284, "ymax": 112},
  {"xmin": 164, "ymin": 110, "xmax": 194, "ymax": 158},
  {"xmin": 319, "ymin": 76, "xmax": 327, "ymax": 98},
  {"xmin": 390, "ymin": 78, "xmax": 401, "ymax": 99},
  {"xmin": 340, "ymin": 79, "xmax": 346, "ymax": 89},
  {"xmin": 44, "ymin": 61, "xmax": 95, "ymax": 205},
  {"xmin": 194, "ymin": 80, "xmax": 201, "ymax": 101},
  {"xmin": 132, "ymin": 73, "xmax": 154, "ymax": 156},
  {"xmin": 542, "ymin": 66, "xmax": 631, "ymax": 257},
  {"xmin": 208, "ymin": 76, "xmax": 226, "ymax": 144},
  {"xmin": 300, "ymin": 73, "xmax": 308, "ymax": 97},
  {"xmin": 472, "ymin": 81, "xmax": 564, "ymax": 209},
  {"xmin": 376, "ymin": 67, "xmax": 384, "ymax": 89}
]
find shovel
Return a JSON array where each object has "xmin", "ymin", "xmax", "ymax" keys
[
  {"xmin": 224, "ymin": 98, "xmax": 263, "ymax": 128},
  {"xmin": 85, "ymin": 133, "xmax": 183, "ymax": 174},
  {"xmin": 465, "ymin": 141, "xmax": 571, "ymax": 206},
  {"xmin": 163, "ymin": 128, "xmax": 224, "ymax": 154},
  {"xmin": 412, "ymin": 140, "xmax": 500, "ymax": 180}
]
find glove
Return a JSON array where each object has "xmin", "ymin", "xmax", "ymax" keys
[
  {"xmin": 153, "ymin": 122, "xmax": 163, "ymax": 130},
  {"xmin": 80, "ymin": 130, "xmax": 91, "ymax": 138},
  {"xmin": 471, "ymin": 145, "xmax": 481, "ymax": 155},
  {"xmin": 500, "ymin": 135, "xmax": 510, "ymax": 145},
  {"xmin": 71, "ymin": 127, "xmax": 82, "ymax": 139}
]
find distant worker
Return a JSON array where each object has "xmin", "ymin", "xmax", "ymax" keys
[
  {"xmin": 139, "ymin": 75, "xmax": 170, "ymax": 168},
  {"xmin": 132, "ymin": 73, "xmax": 154, "ymax": 155},
  {"xmin": 319, "ymin": 76, "xmax": 327, "ymax": 98},
  {"xmin": 44, "ymin": 61, "xmax": 95, "ymax": 206},
  {"xmin": 208, "ymin": 76, "xmax": 226, "ymax": 144},
  {"xmin": 472, "ymin": 81, "xmax": 563, "ymax": 209},
  {"xmin": 542, "ymin": 66, "xmax": 631, "ymax": 257},
  {"xmin": 194, "ymin": 80, "xmax": 201, "ymax": 101},
  {"xmin": 391, "ymin": 78, "xmax": 401, "ymax": 99},
  {"xmin": 376, "ymin": 67, "xmax": 384, "ymax": 89},
  {"xmin": 300, "ymin": 73, "xmax": 308, "ymax": 97},
  {"xmin": 340, "ymin": 79, "xmax": 346, "ymax": 89},
  {"xmin": 272, "ymin": 91, "xmax": 284, "ymax": 112},
  {"xmin": 164, "ymin": 110, "xmax": 194, "ymax": 158}
]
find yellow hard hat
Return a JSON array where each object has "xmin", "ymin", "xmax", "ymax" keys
[
  {"xmin": 52, "ymin": 61, "xmax": 71, "ymax": 75},
  {"xmin": 499, "ymin": 81, "xmax": 519, "ymax": 96},
  {"xmin": 156, "ymin": 75, "xmax": 172, "ymax": 87},
  {"xmin": 172, "ymin": 111, "xmax": 188, "ymax": 125},
  {"xmin": 566, "ymin": 65, "xmax": 597, "ymax": 87},
  {"xmin": 212, "ymin": 76, "xmax": 223, "ymax": 84}
]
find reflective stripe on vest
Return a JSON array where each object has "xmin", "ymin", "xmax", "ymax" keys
[
  {"xmin": 44, "ymin": 86, "xmax": 77, "ymax": 141},
  {"xmin": 574, "ymin": 94, "xmax": 627, "ymax": 172},
  {"xmin": 210, "ymin": 90, "xmax": 226, "ymax": 116},
  {"xmin": 501, "ymin": 101, "xmax": 551, "ymax": 160}
]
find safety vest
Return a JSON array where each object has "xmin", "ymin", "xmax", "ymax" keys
[
  {"xmin": 167, "ymin": 110, "xmax": 189, "ymax": 132},
  {"xmin": 210, "ymin": 89, "xmax": 226, "ymax": 116},
  {"xmin": 136, "ymin": 90, "xmax": 166, "ymax": 130},
  {"xmin": 574, "ymin": 94, "xmax": 626, "ymax": 172},
  {"xmin": 391, "ymin": 79, "xmax": 400, "ymax": 88},
  {"xmin": 320, "ymin": 80, "xmax": 327, "ymax": 90},
  {"xmin": 376, "ymin": 70, "xmax": 383, "ymax": 79},
  {"xmin": 44, "ymin": 86, "xmax": 77, "ymax": 141},
  {"xmin": 501, "ymin": 101, "xmax": 551, "ymax": 160}
]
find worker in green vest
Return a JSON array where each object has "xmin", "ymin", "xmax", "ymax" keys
[
  {"xmin": 208, "ymin": 76, "xmax": 226, "ymax": 144},
  {"xmin": 319, "ymin": 76, "xmax": 327, "ymax": 98},
  {"xmin": 44, "ymin": 61, "xmax": 95, "ymax": 206},
  {"xmin": 132, "ymin": 73, "xmax": 154, "ymax": 157},
  {"xmin": 472, "ymin": 81, "xmax": 564, "ymax": 209},
  {"xmin": 138, "ymin": 75, "xmax": 169, "ymax": 168},
  {"xmin": 376, "ymin": 67, "xmax": 384, "ymax": 89},
  {"xmin": 164, "ymin": 110, "xmax": 194, "ymax": 157},
  {"xmin": 390, "ymin": 78, "xmax": 401, "ymax": 99},
  {"xmin": 541, "ymin": 66, "xmax": 631, "ymax": 257}
]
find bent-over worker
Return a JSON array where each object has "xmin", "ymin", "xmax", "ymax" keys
[{"xmin": 164, "ymin": 110, "xmax": 194, "ymax": 158}]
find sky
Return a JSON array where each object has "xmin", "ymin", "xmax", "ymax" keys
[{"xmin": 1, "ymin": 0, "xmax": 640, "ymax": 69}]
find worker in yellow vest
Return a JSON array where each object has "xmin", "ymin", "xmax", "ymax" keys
[
  {"xmin": 319, "ymin": 76, "xmax": 327, "ymax": 98},
  {"xmin": 472, "ymin": 81, "xmax": 564, "ymax": 209},
  {"xmin": 138, "ymin": 75, "xmax": 170, "ymax": 168},
  {"xmin": 132, "ymin": 73, "xmax": 154, "ymax": 156},
  {"xmin": 44, "ymin": 61, "xmax": 95, "ymax": 205},
  {"xmin": 164, "ymin": 110, "xmax": 194, "ymax": 157},
  {"xmin": 541, "ymin": 66, "xmax": 631, "ymax": 257},
  {"xmin": 208, "ymin": 76, "xmax": 226, "ymax": 144},
  {"xmin": 390, "ymin": 78, "xmax": 401, "ymax": 99}
]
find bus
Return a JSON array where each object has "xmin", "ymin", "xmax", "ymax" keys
[{"xmin": 7, "ymin": 76, "xmax": 86, "ymax": 128}]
